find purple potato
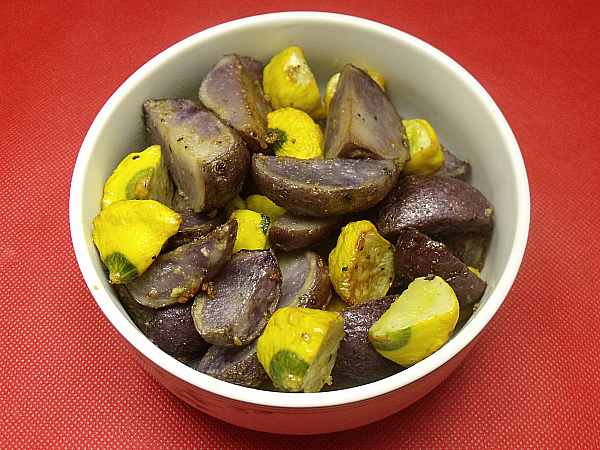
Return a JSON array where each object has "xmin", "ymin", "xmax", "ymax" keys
[
  {"xmin": 324, "ymin": 64, "xmax": 410, "ymax": 166},
  {"xmin": 164, "ymin": 192, "xmax": 226, "ymax": 250},
  {"xmin": 199, "ymin": 54, "xmax": 272, "ymax": 153},
  {"xmin": 375, "ymin": 174, "xmax": 493, "ymax": 242},
  {"xmin": 126, "ymin": 218, "xmax": 237, "ymax": 309},
  {"xmin": 434, "ymin": 231, "xmax": 490, "ymax": 270},
  {"xmin": 146, "ymin": 301, "xmax": 210, "ymax": 360},
  {"xmin": 192, "ymin": 249, "xmax": 281, "ymax": 346},
  {"xmin": 269, "ymin": 213, "xmax": 340, "ymax": 251},
  {"xmin": 433, "ymin": 145, "xmax": 471, "ymax": 180},
  {"xmin": 195, "ymin": 339, "xmax": 268, "ymax": 388},
  {"xmin": 251, "ymin": 154, "xmax": 400, "ymax": 217},
  {"xmin": 394, "ymin": 227, "xmax": 486, "ymax": 310},
  {"xmin": 276, "ymin": 250, "xmax": 332, "ymax": 310},
  {"xmin": 328, "ymin": 296, "xmax": 403, "ymax": 389},
  {"xmin": 143, "ymin": 98, "xmax": 249, "ymax": 212}
]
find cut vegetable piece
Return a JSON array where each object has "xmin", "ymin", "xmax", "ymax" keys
[
  {"xmin": 263, "ymin": 46, "xmax": 326, "ymax": 121},
  {"xmin": 126, "ymin": 218, "xmax": 237, "ymax": 308},
  {"xmin": 267, "ymin": 107, "xmax": 324, "ymax": 159},
  {"xmin": 324, "ymin": 70, "xmax": 386, "ymax": 114},
  {"xmin": 192, "ymin": 249, "xmax": 281, "ymax": 346},
  {"xmin": 143, "ymin": 98, "xmax": 249, "ymax": 212},
  {"xmin": 270, "ymin": 213, "xmax": 339, "ymax": 251},
  {"xmin": 256, "ymin": 307, "xmax": 345, "ymax": 392},
  {"xmin": 245, "ymin": 194, "xmax": 286, "ymax": 223},
  {"xmin": 433, "ymin": 146, "xmax": 471, "ymax": 180},
  {"xmin": 251, "ymin": 154, "xmax": 400, "ymax": 217},
  {"xmin": 394, "ymin": 227, "xmax": 486, "ymax": 310},
  {"xmin": 92, "ymin": 200, "xmax": 181, "ymax": 284},
  {"xmin": 329, "ymin": 295, "xmax": 402, "ymax": 389},
  {"xmin": 196, "ymin": 339, "xmax": 268, "ymax": 388},
  {"xmin": 329, "ymin": 220, "xmax": 395, "ymax": 306},
  {"xmin": 199, "ymin": 54, "xmax": 272, "ymax": 152},
  {"xmin": 101, "ymin": 145, "xmax": 173, "ymax": 210},
  {"xmin": 323, "ymin": 64, "xmax": 410, "ymax": 166},
  {"xmin": 375, "ymin": 174, "xmax": 494, "ymax": 242},
  {"xmin": 229, "ymin": 209, "xmax": 270, "ymax": 254},
  {"xmin": 277, "ymin": 250, "xmax": 332, "ymax": 310},
  {"xmin": 369, "ymin": 276, "xmax": 459, "ymax": 366},
  {"xmin": 401, "ymin": 119, "xmax": 444, "ymax": 175}
]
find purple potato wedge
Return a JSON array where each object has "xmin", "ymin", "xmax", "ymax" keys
[
  {"xmin": 251, "ymin": 154, "xmax": 400, "ymax": 217},
  {"xmin": 433, "ymin": 145, "xmax": 471, "ymax": 180},
  {"xmin": 327, "ymin": 295, "xmax": 403, "ymax": 389},
  {"xmin": 375, "ymin": 174, "xmax": 493, "ymax": 242},
  {"xmin": 192, "ymin": 249, "xmax": 281, "ymax": 346},
  {"xmin": 199, "ymin": 54, "xmax": 272, "ymax": 153},
  {"xmin": 126, "ymin": 218, "xmax": 237, "ymax": 309},
  {"xmin": 394, "ymin": 227, "xmax": 486, "ymax": 310},
  {"xmin": 195, "ymin": 338, "xmax": 268, "ymax": 388},
  {"xmin": 269, "ymin": 213, "xmax": 340, "ymax": 251},
  {"xmin": 113, "ymin": 284, "xmax": 210, "ymax": 361},
  {"xmin": 164, "ymin": 192, "xmax": 226, "ymax": 251},
  {"xmin": 323, "ymin": 64, "xmax": 410, "ymax": 166},
  {"xmin": 143, "ymin": 98, "xmax": 249, "ymax": 212},
  {"xmin": 276, "ymin": 250, "xmax": 332, "ymax": 310},
  {"xmin": 146, "ymin": 301, "xmax": 210, "ymax": 361},
  {"xmin": 434, "ymin": 231, "xmax": 490, "ymax": 270}
]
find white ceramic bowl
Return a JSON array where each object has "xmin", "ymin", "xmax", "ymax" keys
[{"xmin": 70, "ymin": 12, "xmax": 529, "ymax": 434}]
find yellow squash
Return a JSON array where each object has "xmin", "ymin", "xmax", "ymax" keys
[{"xmin": 92, "ymin": 200, "xmax": 181, "ymax": 284}]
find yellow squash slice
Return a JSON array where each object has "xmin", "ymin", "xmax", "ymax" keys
[
  {"xmin": 229, "ymin": 209, "xmax": 271, "ymax": 254},
  {"xmin": 328, "ymin": 220, "xmax": 395, "ymax": 306},
  {"xmin": 368, "ymin": 276, "xmax": 459, "ymax": 366},
  {"xmin": 101, "ymin": 145, "xmax": 173, "ymax": 210},
  {"xmin": 401, "ymin": 119, "xmax": 444, "ymax": 175},
  {"xmin": 245, "ymin": 194, "xmax": 287, "ymax": 223},
  {"xmin": 266, "ymin": 107, "xmax": 324, "ymax": 159},
  {"xmin": 263, "ymin": 46, "xmax": 326, "ymax": 121},
  {"xmin": 92, "ymin": 200, "xmax": 181, "ymax": 284},
  {"xmin": 257, "ymin": 307, "xmax": 345, "ymax": 392}
]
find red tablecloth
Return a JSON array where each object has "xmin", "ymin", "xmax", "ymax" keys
[{"xmin": 2, "ymin": 0, "xmax": 599, "ymax": 448}]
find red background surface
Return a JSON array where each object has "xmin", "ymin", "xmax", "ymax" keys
[{"xmin": 1, "ymin": 0, "xmax": 599, "ymax": 448}]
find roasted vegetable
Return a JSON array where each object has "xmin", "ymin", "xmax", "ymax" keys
[
  {"xmin": 263, "ymin": 46, "xmax": 326, "ymax": 121},
  {"xmin": 277, "ymin": 250, "xmax": 332, "ymax": 310},
  {"xmin": 434, "ymin": 146, "xmax": 471, "ymax": 180},
  {"xmin": 266, "ymin": 107, "xmax": 324, "ymax": 159},
  {"xmin": 369, "ymin": 276, "xmax": 459, "ymax": 366},
  {"xmin": 192, "ymin": 249, "xmax": 281, "ymax": 346},
  {"xmin": 394, "ymin": 227, "xmax": 486, "ymax": 310},
  {"xmin": 164, "ymin": 192, "xmax": 225, "ymax": 250},
  {"xmin": 92, "ymin": 200, "xmax": 181, "ymax": 284},
  {"xmin": 256, "ymin": 307, "xmax": 345, "ymax": 392},
  {"xmin": 375, "ymin": 174, "xmax": 493, "ymax": 242},
  {"xmin": 229, "ymin": 209, "xmax": 270, "ymax": 254},
  {"xmin": 245, "ymin": 194, "xmax": 286, "ymax": 223},
  {"xmin": 401, "ymin": 119, "xmax": 444, "ymax": 175},
  {"xmin": 329, "ymin": 220, "xmax": 395, "ymax": 306},
  {"xmin": 269, "ymin": 213, "xmax": 339, "ymax": 251},
  {"xmin": 323, "ymin": 64, "xmax": 410, "ymax": 166},
  {"xmin": 195, "ymin": 338, "xmax": 268, "ymax": 388},
  {"xmin": 329, "ymin": 295, "xmax": 402, "ymax": 389},
  {"xmin": 101, "ymin": 145, "xmax": 173, "ymax": 210},
  {"xmin": 125, "ymin": 218, "xmax": 237, "ymax": 308},
  {"xmin": 199, "ymin": 54, "xmax": 272, "ymax": 152},
  {"xmin": 143, "ymin": 98, "xmax": 249, "ymax": 212},
  {"xmin": 251, "ymin": 154, "xmax": 400, "ymax": 217},
  {"xmin": 324, "ymin": 69, "xmax": 386, "ymax": 114}
]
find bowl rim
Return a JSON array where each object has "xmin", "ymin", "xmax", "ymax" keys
[{"xmin": 69, "ymin": 11, "xmax": 530, "ymax": 409}]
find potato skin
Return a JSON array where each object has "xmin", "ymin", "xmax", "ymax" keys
[
  {"xmin": 394, "ymin": 227, "xmax": 486, "ymax": 310},
  {"xmin": 328, "ymin": 296, "xmax": 403, "ymax": 389},
  {"xmin": 375, "ymin": 174, "xmax": 493, "ymax": 242},
  {"xmin": 251, "ymin": 154, "xmax": 400, "ymax": 217},
  {"xmin": 269, "ymin": 213, "xmax": 339, "ymax": 251}
]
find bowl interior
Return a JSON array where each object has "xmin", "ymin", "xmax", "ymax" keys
[{"xmin": 70, "ymin": 12, "xmax": 529, "ymax": 409}]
